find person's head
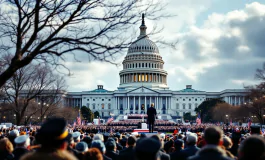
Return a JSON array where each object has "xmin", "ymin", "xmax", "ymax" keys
[
  {"xmin": 186, "ymin": 133, "xmax": 197, "ymax": 146},
  {"xmin": 150, "ymin": 135, "xmax": 162, "ymax": 149},
  {"xmin": 82, "ymin": 148, "xmax": 103, "ymax": 160},
  {"xmin": 73, "ymin": 132, "xmax": 81, "ymax": 143},
  {"xmin": 35, "ymin": 118, "xmax": 70, "ymax": 150},
  {"xmin": 105, "ymin": 140, "xmax": 116, "ymax": 151},
  {"xmin": 91, "ymin": 140, "xmax": 106, "ymax": 154},
  {"xmin": 135, "ymin": 138, "xmax": 160, "ymax": 160},
  {"xmin": 164, "ymin": 140, "xmax": 174, "ymax": 153},
  {"xmin": 76, "ymin": 142, "xmax": 88, "ymax": 153},
  {"xmin": 222, "ymin": 136, "xmax": 233, "ymax": 149},
  {"xmin": 151, "ymin": 103, "xmax": 154, "ymax": 107},
  {"xmin": 93, "ymin": 134, "xmax": 104, "ymax": 142},
  {"xmin": 14, "ymin": 135, "xmax": 30, "ymax": 149},
  {"xmin": 204, "ymin": 126, "xmax": 223, "ymax": 145},
  {"xmin": 238, "ymin": 135, "xmax": 265, "ymax": 160},
  {"xmin": 0, "ymin": 138, "xmax": 14, "ymax": 153},
  {"xmin": 174, "ymin": 139, "xmax": 184, "ymax": 150},
  {"xmin": 82, "ymin": 136, "xmax": 92, "ymax": 147},
  {"xmin": 127, "ymin": 136, "xmax": 136, "ymax": 147}
]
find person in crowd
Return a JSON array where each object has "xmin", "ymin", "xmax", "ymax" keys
[
  {"xmin": 8, "ymin": 129, "xmax": 19, "ymax": 148},
  {"xmin": 75, "ymin": 142, "xmax": 89, "ymax": 159},
  {"xmin": 13, "ymin": 135, "xmax": 30, "ymax": 160},
  {"xmin": 151, "ymin": 135, "xmax": 170, "ymax": 160},
  {"xmin": 113, "ymin": 137, "xmax": 123, "ymax": 151},
  {"xmin": 20, "ymin": 118, "xmax": 77, "ymax": 160},
  {"xmin": 222, "ymin": 137, "xmax": 235, "ymax": 159},
  {"xmin": 0, "ymin": 138, "xmax": 14, "ymax": 160},
  {"xmin": 238, "ymin": 135, "xmax": 265, "ymax": 160},
  {"xmin": 170, "ymin": 139, "xmax": 185, "ymax": 160},
  {"xmin": 118, "ymin": 136, "xmax": 136, "ymax": 160},
  {"xmin": 105, "ymin": 140, "xmax": 119, "ymax": 160},
  {"xmin": 81, "ymin": 148, "xmax": 103, "ymax": 160},
  {"xmin": 93, "ymin": 134, "xmax": 104, "ymax": 142},
  {"xmin": 164, "ymin": 139, "xmax": 175, "ymax": 154},
  {"xmin": 82, "ymin": 136, "xmax": 92, "ymax": 148},
  {"xmin": 181, "ymin": 133, "xmax": 200, "ymax": 159},
  {"xmin": 135, "ymin": 137, "xmax": 161, "ymax": 160},
  {"xmin": 147, "ymin": 103, "xmax": 157, "ymax": 133},
  {"xmin": 73, "ymin": 131, "xmax": 81, "ymax": 143},
  {"xmin": 189, "ymin": 126, "xmax": 233, "ymax": 160},
  {"xmin": 91, "ymin": 140, "xmax": 111, "ymax": 160},
  {"xmin": 228, "ymin": 132, "xmax": 241, "ymax": 157}
]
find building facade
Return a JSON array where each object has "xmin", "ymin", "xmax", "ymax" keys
[{"xmin": 29, "ymin": 14, "xmax": 248, "ymax": 119}]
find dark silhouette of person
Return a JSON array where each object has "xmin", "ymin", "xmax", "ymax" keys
[{"xmin": 147, "ymin": 103, "xmax": 157, "ymax": 133}]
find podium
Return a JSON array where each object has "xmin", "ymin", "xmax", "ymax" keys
[{"xmin": 141, "ymin": 123, "xmax": 147, "ymax": 129}]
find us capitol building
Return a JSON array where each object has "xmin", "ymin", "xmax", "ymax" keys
[{"xmin": 33, "ymin": 15, "xmax": 248, "ymax": 119}]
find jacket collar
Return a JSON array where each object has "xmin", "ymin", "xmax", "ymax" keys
[{"xmin": 196, "ymin": 145, "xmax": 226, "ymax": 156}]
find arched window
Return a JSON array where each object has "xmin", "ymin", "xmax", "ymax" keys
[
  {"xmin": 142, "ymin": 63, "xmax": 144, "ymax": 67},
  {"xmin": 152, "ymin": 64, "xmax": 153, "ymax": 68},
  {"xmin": 93, "ymin": 103, "xmax": 95, "ymax": 109},
  {"xmin": 108, "ymin": 104, "xmax": 111, "ymax": 109},
  {"xmin": 145, "ymin": 63, "xmax": 147, "ymax": 67},
  {"xmin": 154, "ymin": 64, "xmax": 156, "ymax": 68},
  {"xmin": 149, "ymin": 63, "xmax": 150, "ymax": 67},
  {"xmin": 102, "ymin": 104, "xmax": 104, "ymax": 109},
  {"xmin": 136, "ymin": 63, "xmax": 137, "ymax": 68},
  {"xmin": 133, "ymin": 64, "xmax": 134, "ymax": 68}
]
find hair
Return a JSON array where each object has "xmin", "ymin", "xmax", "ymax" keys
[
  {"xmin": 127, "ymin": 136, "xmax": 136, "ymax": 146},
  {"xmin": 222, "ymin": 137, "xmax": 233, "ymax": 149},
  {"xmin": 81, "ymin": 148, "xmax": 103, "ymax": 160},
  {"xmin": 204, "ymin": 126, "xmax": 223, "ymax": 145},
  {"xmin": 238, "ymin": 135, "xmax": 265, "ymax": 160},
  {"xmin": 186, "ymin": 133, "xmax": 197, "ymax": 146},
  {"xmin": 0, "ymin": 138, "xmax": 14, "ymax": 153}
]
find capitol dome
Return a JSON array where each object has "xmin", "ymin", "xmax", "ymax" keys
[
  {"xmin": 119, "ymin": 14, "xmax": 168, "ymax": 90},
  {"xmin": 128, "ymin": 36, "xmax": 159, "ymax": 54}
]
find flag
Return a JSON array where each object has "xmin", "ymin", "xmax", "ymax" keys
[
  {"xmin": 248, "ymin": 118, "xmax": 252, "ymax": 129},
  {"xmin": 77, "ymin": 110, "xmax": 81, "ymax": 125},
  {"xmin": 73, "ymin": 121, "xmax": 76, "ymax": 127},
  {"xmin": 107, "ymin": 117, "xmax": 114, "ymax": 123},
  {"xmin": 196, "ymin": 113, "xmax": 201, "ymax": 125}
]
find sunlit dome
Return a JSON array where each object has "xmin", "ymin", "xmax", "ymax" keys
[{"xmin": 127, "ymin": 14, "xmax": 159, "ymax": 54}]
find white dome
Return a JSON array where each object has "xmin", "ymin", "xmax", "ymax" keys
[{"xmin": 128, "ymin": 36, "xmax": 159, "ymax": 54}]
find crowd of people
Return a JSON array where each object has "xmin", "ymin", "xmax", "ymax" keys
[{"xmin": 0, "ymin": 118, "xmax": 264, "ymax": 160}]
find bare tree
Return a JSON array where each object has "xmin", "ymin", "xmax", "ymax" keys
[
  {"xmin": 3, "ymin": 63, "xmax": 66, "ymax": 125},
  {"xmin": 0, "ymin": 0, "xmax": 172, "ymax": 87}
]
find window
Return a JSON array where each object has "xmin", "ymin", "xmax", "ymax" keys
[
  {"xmin": 183, "ymin": 99, "xmax": 185, "ymax": 101},
  {"xmin": 189, "ymin": 104, "xmax": 191, "ymax": 109},
  {"xmin": 93, "ymin": 99, "xmax": 95, "ymax": 101},
  {"xmin": 189, "ymin": 99, "xmax": 191, "ymax": 101},
  {"xmin": 93, "ymin": 104, "xmax": 95, "ymax": 109},
  {"xmin": 108, "ymin": 99, "xmax": 111, "ymax": 101},
  {"xmin": 182, "ymin": 104, "xmax": 185, "ymax": 109},
  {"xmin": 177, "ymin": 99, "xmax": 178, "ymax": 101},
  {"xmin": 195, "ymin": 98, "xmax": 197, "ymax": 101},
  {"xmin": 108, "ymin": 104, "xmax": 111, "ymax": 109},
  {"xmin": 87, "ymin": 99, "xmax": 89, "ymax": 101},
  {"xmin": 102, "ymin": 104, "xmax": 104, "ymax": 109},
  {"xmin": 176, "ymin": 104, "xmax": 179, "ymax": 109},
  {"xmin": 195, "ymin": 103, "xmax": 198, "ymax": 108},
  {"xmin": 102, "ymin": 99, "xmax": 104, "ymax": 101},
  {"xmin": 87, "ymin": 103, "xmax": 90, "ymax": 107}
]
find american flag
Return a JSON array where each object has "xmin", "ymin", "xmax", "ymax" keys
[
  {"xmin": 196, "ymin": 113, "xmax": 201, "ymax": 125},
  {"xmin": 248, "ymin": 118, "xmax": 252, "ymax": 129},
  {"xmin": 107, "ymin": 117, "xmax": 114, "ymax": 123},
  {"xmin": 73, "ymin": 121, "xmax": 76, "ymax": 127},
  {"xmin": 77, "ymin": 110, "xmax": 81, "ymax": 125}
]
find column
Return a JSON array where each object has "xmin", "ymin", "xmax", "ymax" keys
[
  {"xmin": 145, "ymin": 96, "xmax": 146, "ymax": 111},
  {"xmin": 134, "ymin": 96, "xmax": 135, "ymax": 113},
  {"xmin": 156, "ymin": 97, "xmax": 158, "ymax": 109},
  {"xmin": 166, "ymin": 97, "xmax": 167, "ymax": 109},
  {"xmin": 127, "ymin": 97, "xmax": 129, "ymax": 110},
  {"xmin": 117, "ymin": 97, "xmax": 120, "ymax": 109},
  {"xmin": 149, "ymin": 96, "xmax": 151, "ymax": 107},
  {"xmin": 138, "ymin": 96, "xmax": 140, "ymax": 113}
]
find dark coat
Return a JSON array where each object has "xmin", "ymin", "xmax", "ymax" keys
[
  {"xmin": 105, "ymin": 150, "xmax": 118, "ymax": 160},
  {"xmin": 103, "ymin": 154, "xmax": 112, "ymax": 160},
  {"xmin": 0, "ymin": 151, "xmax": 14, "ymax": 160},
  {"xmin": 182, "ymin": 146, "xmax": 200, "ymax": 159},
  {"xmin": 170, "ymin": 148, "xmax": 186, "ymax": 160},
  {"xmin": 118, "ymin": 146, "xmax": 135, "ymax": 160},
  {"xmin": 188, "ymin": 145, "xmax": 233, "ymax": 160},
  {"xmin": 147, "ymin": 107, "xmax": 157, "ymax": 122},
  {"xmin": 158, "ymin": 150, "xmax": 170, "ymax": 160},
  {"xmin": 13, "ymin": 148, "xmax": 29, "ymax": 160}
]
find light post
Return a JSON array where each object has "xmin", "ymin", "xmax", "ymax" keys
[
  {"xmin": 13, "ymin": 114, "xmax": 16, "ymax": 124},
  {"xmin": 226, "ymin": 115, "xmax": 228, "ymax": 123}
]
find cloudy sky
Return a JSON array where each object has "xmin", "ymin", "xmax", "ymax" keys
[{"xmin": 65, "ymin": 0, "xmax": 265, "ymax": 92}]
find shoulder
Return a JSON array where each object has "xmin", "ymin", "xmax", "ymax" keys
[{"xmin": 21, "ymin": 150, "xmax": 77, "ymax": 160}]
